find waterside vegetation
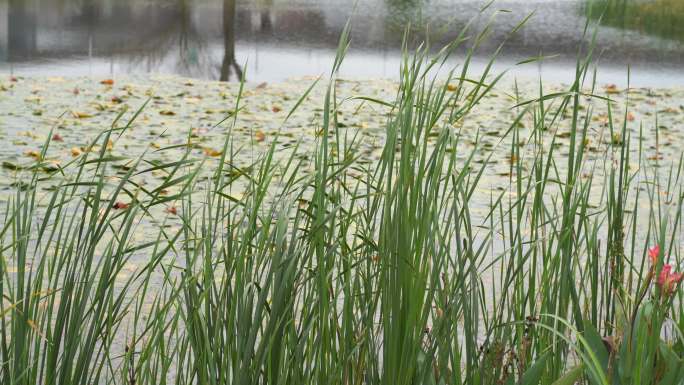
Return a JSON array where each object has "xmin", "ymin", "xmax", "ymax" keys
[{"xmin": 2, "ymin": 9, "xmax": 684, "ymax": 385}]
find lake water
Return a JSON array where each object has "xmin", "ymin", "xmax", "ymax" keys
[{"xmin": 1, "ymin": 0, "xmax": 683, "ymax": 86}]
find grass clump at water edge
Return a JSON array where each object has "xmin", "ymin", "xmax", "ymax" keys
[{"xmin": 2, "ymin": 11, "xmax": 684, "ymax": 385}]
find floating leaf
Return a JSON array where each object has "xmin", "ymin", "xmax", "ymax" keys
[
  {"xmin": 52, "ymin": 133, "xmax": 64, "ymax": 142},
  {"xmin": 20, "ymin": 131, "xmax": 39, "ymax": 139},
  {"xmin": 71, "ymin": 111, "xmax": 93, "ymax": 119},
  {"xmin": 191, "ymin": 128, "xmax": 208, "ymax": 137},
  {"xmin": 71, "ymin": 147, "xmax": 82, "ymax": 156},
  {"xmin": 165, "ymin": 206, "xmax": 178, "ymax": 215},
  {"xmin": 604, "ymin": 84, "xmax": 620, "ymax": 94},
  {"xmin": 659, "ymin": 107, "xmax": 679, "ymax": 114},
  {"xmin": 2, "ymin": 161, "xmax": 21, "ymax": 170},
  {"xmin": 24, "ymin": 150, "xmax": 41, "ymax": 159},
  {"xmin": 112, "ymin": 201, "xmax": 130, "ymax": 210},
  {"xmin": 159, "ymin": 110, "xmax": 176, "ymax": 116},
  {"xmin": 255, "ymin": 130, "xmax": 266, "ymax": 142},
  {"xmin": 508, "ymin": 154, "xmax": 518, "ymax": 164},
  {"xmin": 41, "ymin": 161, "xmax": 60, "ymax": 172},
  {"xmin": 100, "ymin": 79, "xmax": 114, "ymax": 85},
  {"xmin": 272, "ymin": 105, "xmax": 282, "ymax": 113},
  {"xmin": 203, "ymin": 147, "xmax": 222, "ymax": 157}
]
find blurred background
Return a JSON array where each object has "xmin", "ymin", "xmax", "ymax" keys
[{"xmin": 0, "ymin": 0, "xmax": 682, "ymax": 86}]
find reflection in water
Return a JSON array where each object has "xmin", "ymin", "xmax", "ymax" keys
[
  {"xmin": 0, "ymin": 0, "xmax": 683, "ymax": 85},
  {"xmin": 220, "ymin": 0, "xmax": 242, "ymax": 81},
  {"xmin": 585, "ymin": 0, "xmax": 684, "ymax": 43},
  {"xmin": 174, "ymin": 0, "xmax": 206, "ymax": 76},
  {"xmin": 125, "ymin": 0, "xmax": 209, "ymax": 77},
  {"xmin": 7, "ymin": 0, "xmax": 37, "ymax": 61}
]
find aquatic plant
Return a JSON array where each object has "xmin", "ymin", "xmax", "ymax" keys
[
  {"xmin": 549, "ymin": 245, "xmax": 684, "ymax": 384},
  {"xmin": 1, "ymin": 7, "xmax": 684, "ymax": 385}
]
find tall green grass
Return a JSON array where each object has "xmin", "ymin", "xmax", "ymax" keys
[{"xmin": 2, "ymin": 8, "xmax": 683, "ymax": 385}]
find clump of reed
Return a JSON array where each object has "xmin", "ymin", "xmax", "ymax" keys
[{"xmin": 2, "ymin": 7, "xmax": 683, "ymax": 385}]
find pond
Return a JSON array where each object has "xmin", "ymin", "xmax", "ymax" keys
[
  {"xmin": 0, "ymin": 0, "xmax": 683, "ymax": 86},
  {"xmin": 1, "ymin": 3, "xmax": 684, "ymax": 381}
]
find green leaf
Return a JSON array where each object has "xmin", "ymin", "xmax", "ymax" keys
[
  {"xmin": 517, "ymin": 351, "xmax": 550, "ymax": 385},
  {"xmin": 551, "ymin": 365, "xmax": 584, "ymax": 385},
  {"xmin": 583, "ymin": 321, "xmax": 609, "ymax": 372},
  {"xmin": 658, "ymin": 342, "xmax": 684, "ymax": 385}
]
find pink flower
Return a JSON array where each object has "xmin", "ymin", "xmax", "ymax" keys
[
  {"xmin": 658, "ymin": 264, "xmax": 684, "ymax": 295},
  {"xmin": 649, "ymin": 245, "xmax": 660, "ymax": 265}
]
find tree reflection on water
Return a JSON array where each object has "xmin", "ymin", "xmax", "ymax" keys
[
  {"xmin": 585, "ymin": 0, "xmax": 684, "ymax": 43},
  {"xmin": 220, "ymin": 0, "xmax": 242, "ymax": 81}
]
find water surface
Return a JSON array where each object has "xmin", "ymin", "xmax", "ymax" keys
[{"xmin": 1, "ymin": 0, "xmax": 683, "ymax": 86}]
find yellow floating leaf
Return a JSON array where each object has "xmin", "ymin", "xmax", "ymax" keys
[
  {"xmin": 71, "ymin": 147, "xmax": 82, "ymax": 156},
  {"xmin": 24, "ymin": 150, "xmax": 41, "ymax": 159},
  {"xmin": 71, "ymin": 111, "xmax": 93, "ymax": 119},
  {"xmin": 159, "ymin": 110, "xmax": 176, "ymax": 116},
  {"xmin": 203, "ymin": 147, "xmax": 222, "ymax": 157},
  {"xmin": 24, "ymin": 95, "xmax": 42, "ymax": 103},
  {"xmin": 604, "ymin": 84, "xmax": 620, "ymax": 94},
  {"xmin": 255, "ymin": 130, "xmax": 266, "ymax": 142},
  {"xmin": 20, "ymin": 131, "xmax": 39, "ymax": 139}
]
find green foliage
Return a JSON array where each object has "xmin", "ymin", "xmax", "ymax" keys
[
  {"xmin": 585, "ymin": 0, "xmax": 684, "ymax": 43},
  {"xmin": 1, "ymin": 8, "xmax": 684, "ymax": 385}
]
